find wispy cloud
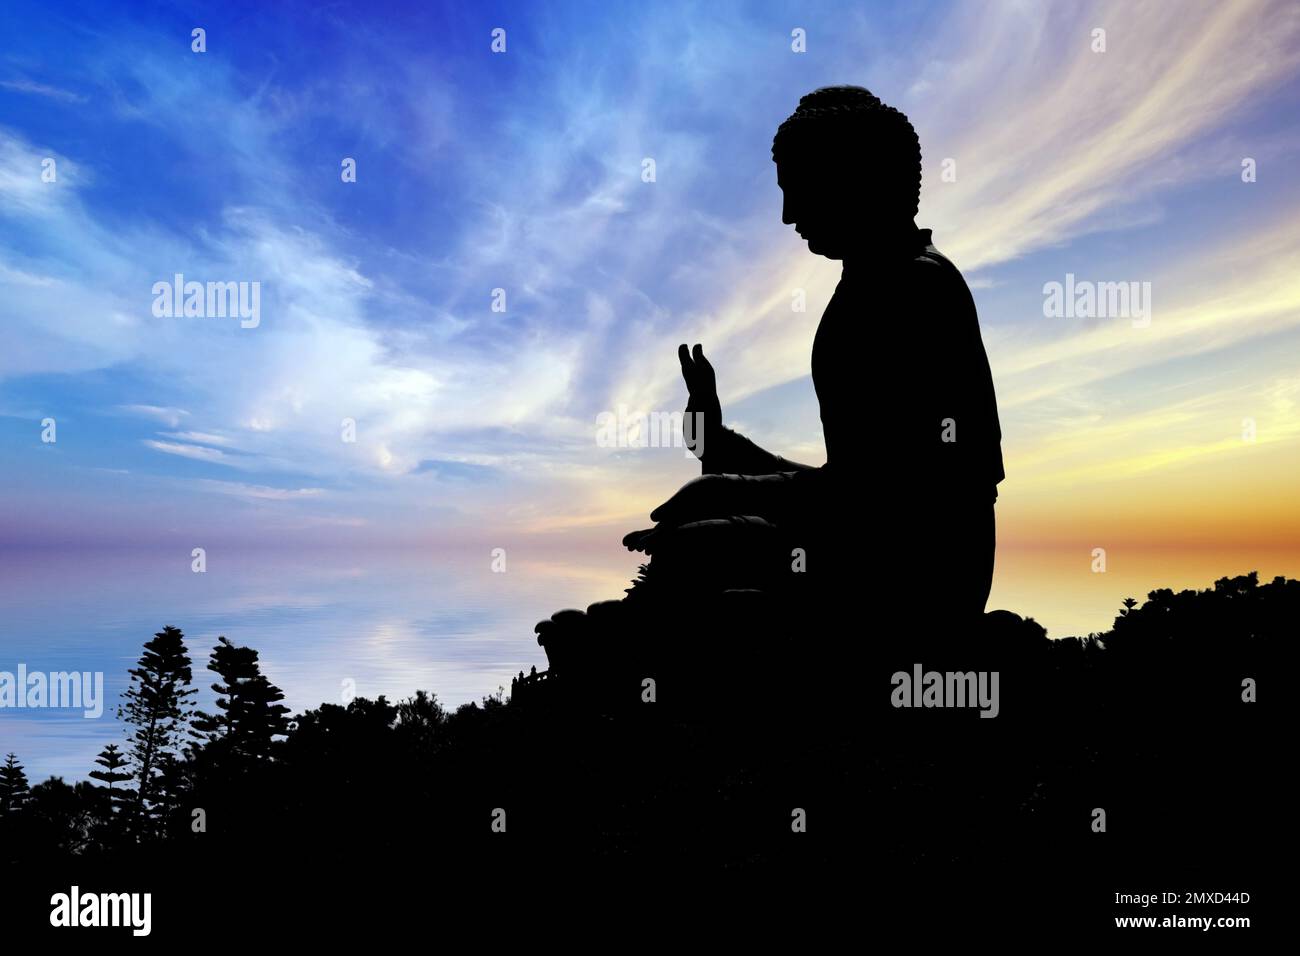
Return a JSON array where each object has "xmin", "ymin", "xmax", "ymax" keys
[
  {"xmin": 159, "ymin": 430, "xmax": 236, "ymax": 446},
  {"xmin": 0, "ymin": 77, "xmax": 86, "ymax": 103},
  {"xmin": 118, "ymin": 405, "xmax": 190, "ymax": 428},
  {"xmin": 916, "ymin": 0, "xmax": 1300, "ymax": 270},
  {"xmin": 142, "ymin": 440, "xmax": 228, "ymax": 464},
  {"xmin": 193, "ymin": 479, "xmax": 325, "ymax": 501}
]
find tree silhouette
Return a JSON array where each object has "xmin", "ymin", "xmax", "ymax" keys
[
  {"xmin": 88, "ymin": 743, "xmax": 134, "ymax": 819},
  {"xmin": 192, "ymin": 636, "xmax": 291, "ymax": 766},
  {"xmin": 85, "ymin": 743, "xmax": 134, "ymax": 849},
  {"xmin": 22, "ymin": 777, "xmax": 100, "ymax": 856},
  {"xmin": 119, "ymin": 625, "xmax": 197, "ymax": 834},
  {"xmin": 0, "ymin": 753, "xmax": 30, "ymax": 815},
  {"xmin": 395, "ymin": 689, "xmax": 446, "ymax": 753}
]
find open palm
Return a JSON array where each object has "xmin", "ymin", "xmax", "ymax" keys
[{"xmin": 679, "ymin": 343, "xmax": 722, "ymax": 462}]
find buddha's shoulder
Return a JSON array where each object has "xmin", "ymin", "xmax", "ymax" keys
[
  {"xmin": 910, "ymin": 243, "xmax": 972, "ymax": 298},
  {"xmin": 911, "ymin": 242, "xmax": 956, "ymax": 273}
]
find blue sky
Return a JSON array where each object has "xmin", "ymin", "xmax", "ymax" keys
[{"xmin": 3, "ymin": 0, "xmax": 1300, "ymax": 561}]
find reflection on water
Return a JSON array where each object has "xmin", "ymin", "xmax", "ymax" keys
[
  {"xmin": 2, "ymin": 542, "xmax": 1294, "ymax": 782},
  {"xmin": 0, "ymin": 546, "xmax": 641, "ymax": 782}
]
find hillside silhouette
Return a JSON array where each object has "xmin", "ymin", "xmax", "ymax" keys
[{"xmin": 1, "ymin": 571, "xmax": 1284, "ymax": 933}]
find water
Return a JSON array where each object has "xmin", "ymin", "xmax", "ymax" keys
[{"xmin": 0, "ymin": 545, "xmax": 640, "ymax": 782}]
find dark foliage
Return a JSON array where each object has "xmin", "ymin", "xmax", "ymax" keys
[{"xmin": 1, "ymin": 573, "xmax": 1285, "ymax": 932}]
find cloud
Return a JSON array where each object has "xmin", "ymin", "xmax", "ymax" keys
[
  {"xmin": 0, "ymin": 77, "xmax": 86, "ymax": 103},
  {"xmin": 118, "ymin": 405, "xmax": 191, "ymax": 428},
  {"xmin": 0, "ymin": 127, "xmax": 82, "ymax": 218},
  {"xmin": 159, "ymin": 431, "xmax": 236, "ymax": 446},
  {"xmin": 192, "ymin": 479, "xmax": 326, "ymax": 501},
  {"xmin": 995, "ymin": 211, "xmax": 1300, "ymax": 410},
  {"xmin": 142, "ymin": 440, "xmax": 227, "ymax": 464},
  {"xmin": 411, "ymin": 459, "xmax": 500, "ymax": 480},
  {"xmin": 0, "ymin": 263, "xmax": 57, "ymax": 286},
  {"xmin": 906, "ymin": 0, "xmax": 1300, "ymax": 270}
]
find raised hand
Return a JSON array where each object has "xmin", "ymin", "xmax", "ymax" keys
[{"xmin": 679, "ymin": 343, "xmax": 722, "ymax": 463}]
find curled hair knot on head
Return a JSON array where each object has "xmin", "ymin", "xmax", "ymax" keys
[{"xmin": 772, "ymin": 85, "xmax": 922, "ymax": 219}]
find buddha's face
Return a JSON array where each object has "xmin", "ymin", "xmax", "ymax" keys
[{"xmin": 776, "ymin": 156, "xmax": 864, "ymax": 260}]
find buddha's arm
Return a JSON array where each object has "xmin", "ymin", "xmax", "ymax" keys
[
  {"xmin": 927, "ymin": 269, "xmax": 1004, "ymax": 503},
  {"xmin": 702, "ymin": 425, "xmax": 816, "ymax": 476}
]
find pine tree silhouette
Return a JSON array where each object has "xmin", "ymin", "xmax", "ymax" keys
[
  {"xmin": 192, "ymin": 636, "xmax": 291, "ymax": 765},
  {"xmin": 87, "ymin": 743, "xmax": 134, "ymax": 848},
  {"xmin": 119, "ymin": 625, "xmax": 197, "ymax": 834},
  {"xmin": 88, "ymin": 744, "xmax": 134, "ymax": 804},
  {"xmin": 0, "ymin": 753, "xmax": 30, "ymax": 815}
]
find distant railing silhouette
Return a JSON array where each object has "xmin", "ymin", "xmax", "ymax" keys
[{"xmin": 510, "ymin": 665, "xmax": 549, "ymax": 698}]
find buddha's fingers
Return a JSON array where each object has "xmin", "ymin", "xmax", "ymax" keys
[
  {"xmin": 692, "ymin": 344, "xmax": 717, "ymax": 389},
  {"xmin": 678, "ymin": 343, "xmax": 696, "ymax": 387},
  {"xmin": 622, "ymin": 527, "xmax": 657, "ymax": 551}
]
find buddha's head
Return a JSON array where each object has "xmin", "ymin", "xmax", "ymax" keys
[{"xmin": 772, "ymin": 86, "xmax": 922, "ymax": 260}]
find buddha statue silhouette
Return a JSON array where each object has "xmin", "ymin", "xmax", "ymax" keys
[{"xmin": 538, "ymin": 86, "xmax": 1004, "ymax": 675}]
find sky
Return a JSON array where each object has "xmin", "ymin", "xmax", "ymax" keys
[{"xmin": 2, "ymin": 0, "xmax": 1300, "ymax": 644}]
